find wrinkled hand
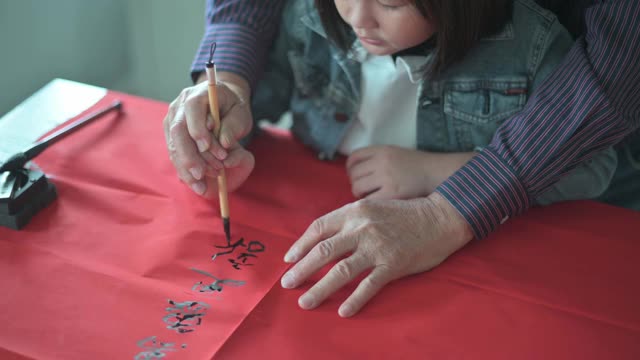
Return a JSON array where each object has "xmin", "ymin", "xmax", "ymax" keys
[
  {"xmin": 163, "ymin": 73, "xmax": 255, "ymax": 198},
  {"xmin": 346, "ymin": 145, "xmax": 476, "ymax": 200},
  {"xmin": 280, "ymin": 192, "xmax": 473, "ymax": 317}
]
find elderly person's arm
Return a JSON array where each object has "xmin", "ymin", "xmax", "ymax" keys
[
  {"xmin": 438, "ymin": 0, "xmax": 640, "ymax": 238},
  {"xmin": 163, "ymin": 0, "xmax": 286, "ymax": 197}
]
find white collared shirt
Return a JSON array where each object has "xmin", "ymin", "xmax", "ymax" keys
[{"xmin": 338, "ymin": 43, "xmax": 427, "ymax": 155}]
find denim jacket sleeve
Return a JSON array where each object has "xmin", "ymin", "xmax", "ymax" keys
[
  {"xmin": 535, "ymin": 147, "xmax": 617, "ymax": 205},
  {"xmin": 526, "ymin": 13, "xmax": 618, "ymax": 205}
]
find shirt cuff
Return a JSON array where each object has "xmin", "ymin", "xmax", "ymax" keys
[
  {"xmin": 436, "ymin": 148, "xmax": 531, "ymax": 239},
  {"xmin": 190, "ymin": 23, "xmax": 267, "ymax": 88}
]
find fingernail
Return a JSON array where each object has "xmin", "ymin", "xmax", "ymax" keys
[
  {"xmin": 284, "ymin": 249, "xmax": 298, "ymax": 263},
  {"xmin": 189, "ymin": 167, "xmax": 203, "ymax": 180},
  {"xmin": 221, "ymin": 134, "xmax": 231, "ymax": 148},
  {"xmin": 191, "ymin": 182, "xmax": 206, "ymax": 195},
  {"xmin": 216, "ymin": 148, "xmax": 228, "ymax": 160},
  {"xmin": 281, "ymin": 272, "xmax": 295, "ymax": 289},
  {"xmin": 197, "ymin": 139, "xmax": 209, "ymax": 152},
  {"xmin": 338, "ymin": 304, "xmax": 354, "ymax": 318},
  {"xmin": 298, "ymin": 294, "xmax": 315, "ymax": 309}
]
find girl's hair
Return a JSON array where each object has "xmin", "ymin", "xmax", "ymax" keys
[{"xmin": 315, "ymin": 0, "xmax": 514, "ymax": 76}]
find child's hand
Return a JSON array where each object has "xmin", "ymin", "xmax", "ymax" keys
[
  {"xmin": 199, "ymin": 142, "xmax": 255, "ymax": 199},
  {"xmin": 346, "ymin": 145, "xmax": 476, "ymax": 200}
]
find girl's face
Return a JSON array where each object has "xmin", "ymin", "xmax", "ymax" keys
[{"xmin": 334, "ymin": 0, "xmax": 435, "ymax": 55}]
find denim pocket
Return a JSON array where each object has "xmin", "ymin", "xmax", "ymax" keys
[{"xmin": 444, "ymin": 77, "xmax": 528, "ymax": 149}]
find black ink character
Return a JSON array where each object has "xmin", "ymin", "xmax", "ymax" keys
[
  {"xmin": 231, "ymin": 240, "xmax": 266, "ymax": 269},
  {"xmin": 228, "ymin": 258, "xmax": 251, "ymax": 270},
  {"xmin": 212, "ymin": 238, "xmax": 266, "ymax": 270},
  {"xmin": 190, "ymin": 268, "xmax": 246, "ymax": 293},
  {"xmin": 134, "ymin": 336, "xmax": 177, "ymax": 359},
  {"xmin": 246, "ymin": 241, "xmax": 265, "ymax": 253},
  {"xmin": 212, "ymin": 237, "xmax": 247, "ymax": 260},
  {"xmin": 163, "ymin": 300, "xmax": 210, "ymax": 334}
]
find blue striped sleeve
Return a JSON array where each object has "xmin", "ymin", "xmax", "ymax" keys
[
  {"xmin": 437, "ymin": 0, "xmax": 640, "ymax": 239},
  {"xmin": 190, "ymin": 0, "xmax": 286, "ymax": 87}
]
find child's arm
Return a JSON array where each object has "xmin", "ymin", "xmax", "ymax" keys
[{"xmin": 346, "ymin": 146, "xmax": 476, "ymax": 200}]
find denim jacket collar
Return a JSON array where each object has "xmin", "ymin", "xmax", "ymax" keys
[
  {"xmin": 482, "ymin": 23, "xmax": 515, "ymax": 41},
  {"xmin": 300, "ymin": 11, "xmax": 326, "ymax": 39}
]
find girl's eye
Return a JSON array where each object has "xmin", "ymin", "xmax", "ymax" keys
[{"xmin": 377, "ymin": 0, "xmax": 405, "ymax": 10}]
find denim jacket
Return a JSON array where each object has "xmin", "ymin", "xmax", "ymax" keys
[{"xmin": 252, "ymin": 0, "xmax": 616, "ymax": 205}]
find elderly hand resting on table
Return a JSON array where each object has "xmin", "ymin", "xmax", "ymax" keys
[
  {"xmin": 281, "ymin": 193, "xmax": 472, "ymax": 317},
  {"xmin": 163, "ymin": 72, "xmax": 474, "ymax": 317}
]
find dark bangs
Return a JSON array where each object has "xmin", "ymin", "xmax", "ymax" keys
[{"xmin": 314, "ymin": 0, "xmax": 513, "ymax": 76}]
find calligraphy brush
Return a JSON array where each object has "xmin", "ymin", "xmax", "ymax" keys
[
  {"xmin": 0, "ymin": 100, "xmax": 123, "ymax": 174},
  {"xmin": 205, "ymin": 43, "xmax": 232, "ymax": 243}
]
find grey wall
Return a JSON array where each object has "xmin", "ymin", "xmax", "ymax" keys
[
  {"xmin": 111, "ymin": 0, "xmax": 205, "ymax": 101},
  {"xmin": 0, "ymin": 0, "xmax": 205, "ymax": 116}
]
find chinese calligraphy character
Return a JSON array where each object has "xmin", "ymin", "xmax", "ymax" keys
[
  {"xmin": 190, "ymin": 268, "xmax": 246, "ymax": 293},
  {"xmin": 163, "ymin": 300, "xmax": 210, "ymax": 334},
  {"xmin": 212, "ymin": 237, "xmax": 265, "ymax": 270},
  {"xmin": 134, "ymin": 336, "xmax": 177, "ymax": 360},
  {"xmin": 211, "ymin": 237, "xmax": 247, "ymax": 260}
]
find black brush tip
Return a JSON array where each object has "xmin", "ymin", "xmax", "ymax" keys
[{"xmin": 222, "ymin": 217, "xmax": 231, "ymax": 242}]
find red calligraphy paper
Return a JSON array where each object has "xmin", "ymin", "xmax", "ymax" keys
[
  {"xmin": 1, "ymin": 92, "xmax": 639, "ymax": 360},
  {"xmin": 0, "ymin": 92, "xmax": 353, "ymax": 359}
]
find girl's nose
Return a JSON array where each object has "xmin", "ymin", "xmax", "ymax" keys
[{"xmin": 346, "ymin": 2, "xmax": 377, "ymax": 30}]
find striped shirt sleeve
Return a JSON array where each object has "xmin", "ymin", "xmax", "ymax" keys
[
  {"xmin": 437, "ymin": 0, "xmax": 640, "ymax": 239},
  {"xmin": 190, "ymin": 0, "xmax": 286, "ymax": 87}
]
